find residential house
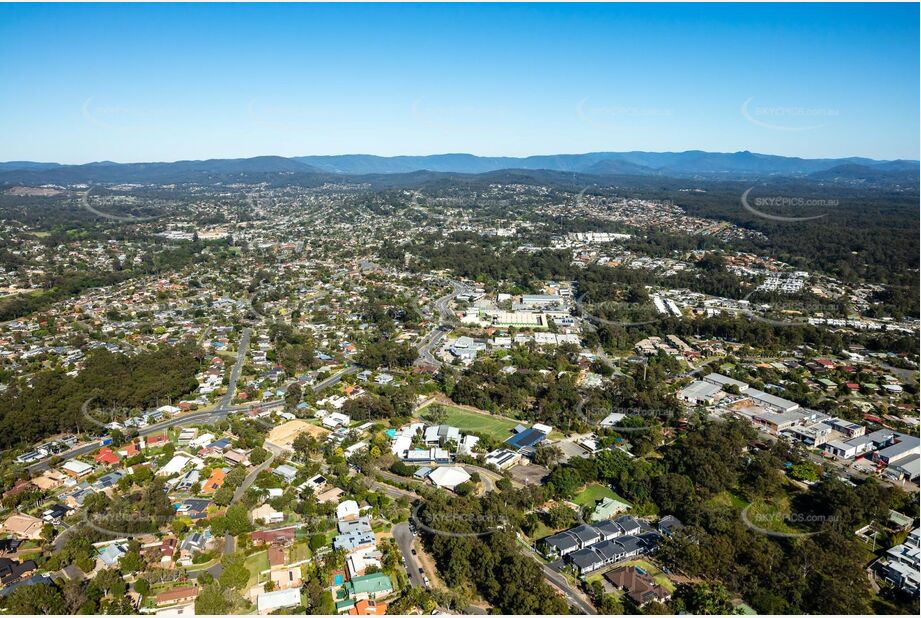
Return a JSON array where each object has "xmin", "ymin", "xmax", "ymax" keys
[
  {"xmin": 270, "ymin": 567, "xmax": 302, "ymax": 591},
  {"xmin": 344, "ymin": 572, "xmax": 393, "ymax": 601},
  {"xmin": 224, "ymin": 448, "xmax": 250, "ymax": 466},
  {"xmin": 201, "ymin": 468, "xmax": 225, "ymax": 494},
  {"xmin": 605, "ymin": 566, "xmax": 671, "ymax": 606},
  {"xmin": 273, "ymin": 464, "xmax": 298, "ymax": 483},
  {"xmin": 62, "ymin": 460, "xmax": 94, "ymax": 478},
  {"xmin": 257, "ymin": 588, "xmax": 301, "ymax": 613},
  {"xmin": 349, "ymin": 599, "xmax": 388, "ymax": 615},
  {"xmin": 252, "ymin": 503, "xmax": 284, "ymax": 525},
  {"xmin": 155, "ymin": 586, "xmax": 199, "ymax": 607}
]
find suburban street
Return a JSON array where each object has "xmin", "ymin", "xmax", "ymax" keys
[
  {"xmin": 26, "ymin": 355, "xmax": 358, "ymax": 475},
  {"xmin": 518, "ymin": 539, "xmax": 597, "ymax": 615},
  {"xmin": 218, "ymin": 327, "xmax": 251, "ymax": 409},
  {"xmin": 393, "ymin": 522, "xmax": 425, "ymax": 588},
  {"xmin": 313, "ymin": 365, "xmax": 359, "ymax": 392}
]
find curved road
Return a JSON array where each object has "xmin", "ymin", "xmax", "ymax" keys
[
  {"xmin": 518, "ymin": 538, "xmax": 597, "ymax": 615},
  {"xmin": 26, "ymin": 364, "xmax": 358, "ymax": 475},
  {"xmin": 415, "ymin": 280, "xmax": 467, "ymax": 368}
]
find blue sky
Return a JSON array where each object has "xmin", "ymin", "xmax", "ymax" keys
[{"xmin": 1, "ymin": 3, "xmax": 918, "ymax": 163}]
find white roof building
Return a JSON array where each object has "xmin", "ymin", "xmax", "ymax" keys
[
  {"xmin": 427, "ymin": 466, "xmax": 471, "ymax": 491},
  {"xmin": 256, "ymin": 588, "xmax": 301, "ymax": 613},
  {"xmin": 337, "ymin": 499, "xmax": 360, "ymax": 521},
  {"xmin": 188, "ymin": 433, "xmax": 215, "ymax": 449},
  {"xmin": 322, "ymin": 412, "xmax": 351, "ymax": 429},
  {"xmin": 62, "ymin": 460, "xmax": 94, "ymax": 477},
  {"xmin": 158, "ymin": 455, "xmax": 191, "ymax": 477},
  {"xmin": 600, "ymin": 412, "xmax": 626, "ymax": 428},
  {"xmin": 458, "ymin": 435, "xmax": 480, "ymax": 456}
]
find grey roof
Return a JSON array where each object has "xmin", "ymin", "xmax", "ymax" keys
[
  {"xmin": 876, "ymin": 433, "xmax": 921, "ymax": 463},
  {"xmin": 679, "ymin": 381, "xmax": 722, "ymax": 399},
  {"xmin": 569, "ymin": 548, "xmax": 603, "ymax": 570},
  {"xmin": 593, "ymin": 520, "xmax": 623, "ymax": 539},
  {"xmin": 658, "ymin": 515, "xmax": 684, "ymax": 533},
  {"xmin": 746, "ymin": 388, "xmax": 798, "ymax": 411},
  {"xmin": 614, "ymin": 515, "xmax": 642, "ymax": 535},
  {"xmin": 545, "ymin": 531, "xmax": 579, "ymax": 552},
  {"xmin": 333, "ymin": 530, "xmax": 375, "ymax": 551},
  {"xmin": 703, "ymin": 373, "xmax": 749, "ymax": 390},
  {"xmin": 616, "ymin": 535, "xmax": 646, "ymax": 554},
  {"xmin": 569, "ymin": 524, "xmax": 601, "ymax": 544},
  {"xmin": 592, "ymin": 540, "xmax": 623, "ymax": 562},
  {"xmin": 337, "ymin": 515, "xmax": 372, "ymax": 534},
  {"xmin": 891, "ymin": 454, "xmax": 920, "ymax": 477}
]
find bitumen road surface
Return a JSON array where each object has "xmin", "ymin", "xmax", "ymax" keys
[
  {"xmin": 414, "ymin": 280, "xmax": 468, "ymax": 368},
  {"xmin": 26, "ymin": 361, "xmax": 357, "ymax": 475},
  {"xmin": 24, "ymin": 399, "xmax": 284, "ymax": 474},
  {"xmin": 393, "ymin": 522, "xmax": 426, "ymax": 588},
  {"xmin": 218, "ymin": 327, "xmax": 251, "ymax": 409},
  {"xmin": 314, "ymin": 365, "xmax": 359, "ymax": 392},
  {"xmin": 518, "ymin": 538, "xmax": 597, "ymax": 615}
]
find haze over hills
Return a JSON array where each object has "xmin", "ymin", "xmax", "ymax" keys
[
  {"xmin": 0, "ymin": 151, "xmax": 916, "ymax": 186},
  {"xmin": 294, "ymin": 151, "xmax": 919, "ymax": 177}
]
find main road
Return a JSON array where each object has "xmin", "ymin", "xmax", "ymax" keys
[
  {"xmin": 415, "ymin": 280, "xmax": 467, "ymax": 368},
  {"xmin": 27, "ymin": 351, "xmax": 357, "ymax": 475}
]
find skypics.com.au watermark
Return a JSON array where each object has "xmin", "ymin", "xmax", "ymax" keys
[
  {"xmin": 741, "ymin": 97, "xmax": 839, "ymax": 132},
  {"xmin": 741, "ymin": 188, "xmax": 832, "ymax": 223},
  {"xmin": 410, "ymin": 503, "xmax": 509, "ymax": 538},
  {"xmin": 740, "ymin": 505, "xmax": 837, "ymax": 539},
  {"xmin": 577, "ymin": 97, "xmax": 674, "ymax": 130},
  {"xmin": 573, "ymin": 397, "xmax": 683, "ymax": 433},
  {"xmin": 574, "ymin": 290, "xmax": 668, "ymax": 329},
  {"xmin": 80, "ymin": 186, "xmax": 157, "ymax": 223}
]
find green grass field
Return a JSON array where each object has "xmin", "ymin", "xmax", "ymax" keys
[
  {"xmin": 245, "ymin": 550, "xmax": 269, "ymax": 586},
  {"xmin": 422, "ymin": 404, "xmax": 521, "ymax": 441},
  {"xmin": 573, "ymin": 483, "xmax": 626, "ymax": 507},
  {"xmin": 707, "ymin": 490, "xmax": 750, "ymax": 511},
  {"xmin": 621, "ymin": 559, "xmax": 676, "ymax": 592},
  {"xmin": 290, "ymin": 540, "xmax": 311, "ymax": 563}
]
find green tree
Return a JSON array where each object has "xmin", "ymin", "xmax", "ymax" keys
[
  {"xmin": 5, "ymin": 583, "xmax": 67, "ymax": 614},
  {"xmin": 218, "ymin": 552, "xmax": 250, "ymax": 590},
  {"xmin": 194, "ymin": 584, "xmax": 228, "ymax": 615}
]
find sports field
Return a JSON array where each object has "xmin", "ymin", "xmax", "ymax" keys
[{"xmin": 423, "ymin": 404, "xmax": 520, "ymax": 441}]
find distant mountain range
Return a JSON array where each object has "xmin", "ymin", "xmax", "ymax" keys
[
  {"xmin": 0, "ymin": 151, "xmax": 916, "ymax": 186},
  {"xmin": 293, "ymin": 151, "xmax": 919, "ymax": 178}
]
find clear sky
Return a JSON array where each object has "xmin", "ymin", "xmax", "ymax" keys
[{"xmin": 1, "ymin": 2, "xmax": 918, "ymax": 163}]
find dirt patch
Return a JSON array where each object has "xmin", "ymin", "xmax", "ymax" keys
[
  {"xmin": 265, "ymin": 419, "xmax": 328, "ymax": 448},
  {"xmin": 507, "ymin": 462, "xmax": 549, "ymax": 485},
  {"xmin": 413, "ymin": 537, "xmax": 444, "ymax": 589}
]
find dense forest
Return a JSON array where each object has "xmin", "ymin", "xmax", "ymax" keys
[
  {"xmin": 0, "ymin": 343, "xmax": 202, "ymax": 449},
  {"xmin": 539, "ymin": 419, "xmax": 919, "ymax": 615},
  {"xmin": 415, "ymin": 489, "xmax": 572, "ymax": 614}
]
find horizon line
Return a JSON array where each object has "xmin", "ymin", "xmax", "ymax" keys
[{"xmin": 3, "ymin": 148, "xmax": 919, "ymax": 167}]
